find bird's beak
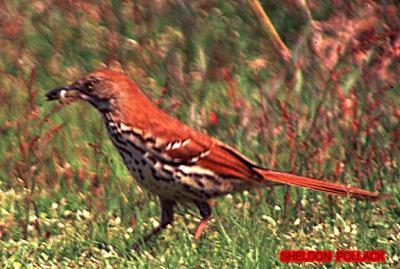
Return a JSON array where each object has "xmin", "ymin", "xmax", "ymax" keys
[{"xmin": 45, "ymin": 86, "xmax": 80, "ymax": 101}]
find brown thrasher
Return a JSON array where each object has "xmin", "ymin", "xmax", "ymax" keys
[{"xmin": 46, "ymin": 70, "xmax": 380, "ymax": 248}]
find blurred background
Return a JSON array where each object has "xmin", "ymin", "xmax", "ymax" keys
[{"xmin": 0, "ymin": 0, "xmax": 399, "ymax": 267}]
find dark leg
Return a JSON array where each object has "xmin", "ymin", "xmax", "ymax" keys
[
  {"xmin": 193, "ymin": 201, "xmax": 211, "ymax": 240},
  {"xmin": 133, "ymin": 198, "xmax": 175, "ymax": 251}
]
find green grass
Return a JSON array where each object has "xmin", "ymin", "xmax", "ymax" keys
[{"xmin": 0, "ymin": 0, "xmax": 399, "ymax": 268}]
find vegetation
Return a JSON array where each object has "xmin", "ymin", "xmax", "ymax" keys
[{"xmin": 0, "ymin": 0, "xmax": 399, "ymax": 268}]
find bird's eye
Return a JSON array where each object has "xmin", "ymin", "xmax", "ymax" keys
[{"xmin": 85, "ymin": 80, "xmax": 96, "ymax": 91}]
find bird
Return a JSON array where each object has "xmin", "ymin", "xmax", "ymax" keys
[{"xmin": 45, "ymin": 70, "xmax": 381, "ymax": 248}]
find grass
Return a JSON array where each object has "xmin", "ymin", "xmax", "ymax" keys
[{"xmin": 0, "ymin": 0, "xmax": 399, "ymax": 268}]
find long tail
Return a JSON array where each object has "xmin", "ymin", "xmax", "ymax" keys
[{"xmin": 255, "ymin": 168, "xmax": 381, "ymax": 200}]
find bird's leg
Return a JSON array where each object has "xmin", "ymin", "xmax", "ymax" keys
[
  {"xmin": 133, "ymin": 199, "xmax": 175, "ymax": 252},
  {"xmin": 193, "ymin": 201, "xmax": 211, "ymax": 240}
]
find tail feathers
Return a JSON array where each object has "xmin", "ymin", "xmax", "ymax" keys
[{"xmin": 255, "ymin": 168, "xmax": 381, "ymax": 200}]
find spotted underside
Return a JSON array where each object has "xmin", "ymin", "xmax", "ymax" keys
[{"xmin": 103, "ymin": 113, "xmax": 249, "ymax": 202}]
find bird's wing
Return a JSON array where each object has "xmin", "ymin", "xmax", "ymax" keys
[
  {"xmin": 197, "ymin": 142, "xmax": 264, "ymax": 183},
  {"xmin": 153, "ymin": 126, "xmax": 263, "ymax": 184}
]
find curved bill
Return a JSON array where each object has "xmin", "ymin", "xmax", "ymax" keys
[{"xmin": 45, "ymin": 86, "xmax": 80, "ymax": 101}]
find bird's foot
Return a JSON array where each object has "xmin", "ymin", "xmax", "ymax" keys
[{"xmin": 194, "ymin": 217, "xmax": 210, "ymax": 240}]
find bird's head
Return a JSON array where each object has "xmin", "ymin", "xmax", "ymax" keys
[{"xmin": 46, "ymin": 70, "xmax": 143, "ymax": 113}]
